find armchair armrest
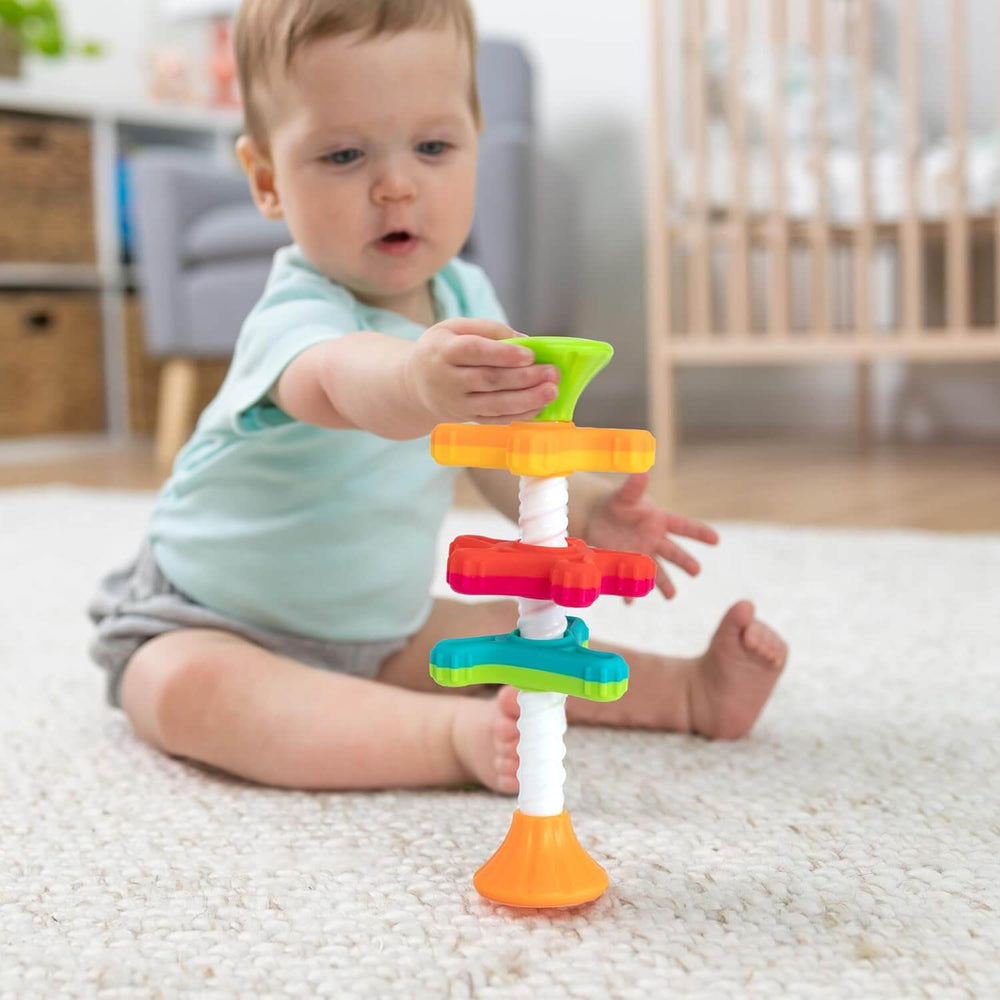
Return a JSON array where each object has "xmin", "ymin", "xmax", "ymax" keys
[{"xmin": 130, "ymin": 150, "xmax": 253, "ymax": 356}]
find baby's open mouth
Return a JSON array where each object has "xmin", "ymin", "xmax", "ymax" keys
[{"xmin": 376, "ymin": 230, "xmax": 420, "ymax": 255}]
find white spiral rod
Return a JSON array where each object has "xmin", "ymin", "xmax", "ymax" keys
[
  {"xmin": 516, "ymin": 475, "xmax": 570, "ymax": 817},
  {"xmin": 518, "ymin": 474, "xmax": 568, "ymax": 546}
]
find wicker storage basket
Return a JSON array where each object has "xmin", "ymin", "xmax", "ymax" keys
[
  {"xmin": 124, "ymin": 296, "xmax": 229, "ymax": 435},
  {"xmin": 0, "ymin": 111, "xmax": 96, "ymax": 264},
  {"xmin": 0, "ymin": 291, "xmax": 104, "ymax": 434}
]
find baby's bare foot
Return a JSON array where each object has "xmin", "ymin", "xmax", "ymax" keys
[
  {"xmin": 688, "ymin": 600, "xmax": 787, "ymax": 740},
  {"xmin": 450, "ymin": 686, "xmax": 520, "ymax": 794}
]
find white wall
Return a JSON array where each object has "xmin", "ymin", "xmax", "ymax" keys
[{"xmin": 27, "ymin": 0, "xmax": 205, "ymax": 102}]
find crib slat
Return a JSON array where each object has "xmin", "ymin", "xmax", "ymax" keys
[
  {"xmin": 767, "ymin": 0, "xmax": 790, "ymax": 336},
  {"xmin": 997, "ymin": 4, "xmax": 1000, "ymax": 328},
  {"xmin": 680, "ymin": 0, "xmax": 694, "ymax": 338},
  {"xmin": 644, "ymin": 0, "xmax": 674, "ymax": 469},
  {"xmin": 688, "ymin": 0, "xmax": 711, "ymax": 338},
  {"xmin": 849, "ymin": 0, "xmax": 876, "ymax": 445},
  {"xmin": 726, "ymin": 0, "xmax": 750, "ymax": 339},
  {"xmin": 682, "ymin": 0, "xmax": 694, "ymax": 187},
  {"xmin": 808, "ymin": 0, "xmax": 831, "ymax": 336},
  {"xmin": 947, "ymin": 0, "xmax": 969, "ymax": 333},
  {"xmin": 698, "ymin": 215, "xmax": 995, "ymax": 246},
  {"xmin": 900, "ymin": 0, "xmax": 923, "ymax": 334},
  {"xmin": 853, "ymin": 0, "xmax": 874, "ymax": 341}
]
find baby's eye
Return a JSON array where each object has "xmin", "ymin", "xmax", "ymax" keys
[
  {"xmin": 415, "ymin": 140, "xmax": 451, "ymax": 157},
  {"xmin": 323, "ymin": 148, "xmax": 363, "ymax": 166}
]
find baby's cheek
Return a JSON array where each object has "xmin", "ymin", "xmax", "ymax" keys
[{"xmin": 441, "ymin": 177, "xmax": 477, "ymax": 235}]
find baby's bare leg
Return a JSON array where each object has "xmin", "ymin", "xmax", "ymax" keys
[
  {"xmin": 575, "ymin": 601, "xmax": 788, "ymax": 738},
  {"xmin": 376, "ymin": 597, "xmax": 521, "ymax": 693},
  {"xmin": 120, "ymin": 627, "xmax": 518, "ymax": 792}
]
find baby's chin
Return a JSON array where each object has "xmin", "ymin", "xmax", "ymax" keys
[
  {"xmin": 348, "ymin": 271, "xmax": 435, "ymax": 302},
  {"xmin": 302, "ymin": 256, "xmax": 421, "ymax": 295},
  {"xmin": 357, "ymin": 257, "xmax": 453, "ymax": 293},
  {"xmin": 340, "ymin": 270, "xmax": 440, "ymax": 316}
]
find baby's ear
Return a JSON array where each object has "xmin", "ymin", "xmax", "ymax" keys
[{"xmin": 236, "ymin": 134, "xmax": 284, "ymax": 221}]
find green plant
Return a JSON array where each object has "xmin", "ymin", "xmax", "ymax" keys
[{"xmin": 0, "ymin": 0, "xmax": 101, "ymax": 58}]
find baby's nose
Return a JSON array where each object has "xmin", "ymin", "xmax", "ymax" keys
[{"xmin": 372, "ymin": 168, "xmax": 417, "ymax": 203}]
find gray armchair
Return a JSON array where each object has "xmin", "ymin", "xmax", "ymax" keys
[{"xmin": 131, "ymin": 38, "xmax": 576, "ymax": 467}]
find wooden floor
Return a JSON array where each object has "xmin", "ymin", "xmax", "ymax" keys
[{"xmin": 1, "ymin": 433, "xmax": 997, "ymax": 532}]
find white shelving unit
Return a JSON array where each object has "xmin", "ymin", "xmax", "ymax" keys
[
  {"xmin": 0, "ymin": 80, "xmax": 241, "ymax": 438},
  {"xmin": 0, "ymin": 263, "xmax": 101, "ymax": 289}
]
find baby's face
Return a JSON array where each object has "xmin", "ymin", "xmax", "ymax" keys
[{"xmin": 253, "ymin": 27, "xmax": 478, "ymax": 318}]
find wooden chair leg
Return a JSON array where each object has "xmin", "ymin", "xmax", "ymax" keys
[
  {"xmin": 156, "ymin": 357, "xmax": 199, "ymax": 471},
  {"xmin": 855, "ymin": 360, "xmax": 872, "ymax": 451}
]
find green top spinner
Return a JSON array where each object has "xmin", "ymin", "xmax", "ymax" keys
[{"xmin": 504, "ymin": 337, "xmax": 614, "ymax": 422}]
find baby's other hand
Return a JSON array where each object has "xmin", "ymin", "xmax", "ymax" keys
[
  {"xmin": 405, "ymin": 319, "xmax": 560, "ymax": 424},
  {"xmin": 586, "ymin": 472, "xmax": 719, "ymax": 600}
]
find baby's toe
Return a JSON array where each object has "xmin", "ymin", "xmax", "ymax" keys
[
  {"xmin": 496, "ymin": 685, "xmax": 520, "ymax": 720},
  {"xmin": 494, "ymin": 748, "xmax": 520, "ymax": 793},
  {"xmin": 743, "ymin": 621, "xmax": 787, "ymax": 670},
  {"xmin": 493, "ymin": 712, "xmax": 519, "ymax": 747},
  {"xmin": 491, "ymin": 686, "xmax": 521, "ymax": 794}
]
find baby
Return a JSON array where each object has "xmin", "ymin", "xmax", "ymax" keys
[{"xmin": 89, "ymin": 0, "xmax": 787, "ymax": 794}]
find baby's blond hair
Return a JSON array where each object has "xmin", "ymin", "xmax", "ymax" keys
[{"xmin": 234, "ymin": 0, "xmax": 481, "ymax": 149}]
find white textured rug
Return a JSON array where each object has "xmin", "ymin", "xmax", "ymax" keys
[{"xmin": 2, "ymin": 486, "xmax": 999, "ymax": 998}]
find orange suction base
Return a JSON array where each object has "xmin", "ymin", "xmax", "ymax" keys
[{"xmin": 473, "ymin": 809, "xmax": 609, "ymax": 908}]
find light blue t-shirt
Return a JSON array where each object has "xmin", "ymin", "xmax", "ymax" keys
[{"xmin": 149, "ymin": 245, "xmax": 508, "ymax": 642}]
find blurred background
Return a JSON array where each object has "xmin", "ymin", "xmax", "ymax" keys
[{"xmin": 0, "ymin": 0, "xmax": 997, "ymax": 530}]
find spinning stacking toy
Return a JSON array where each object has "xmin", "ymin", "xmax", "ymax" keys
[{"xmin": 429, "ymin": 336, "xmax": 657, "ymax": 908}]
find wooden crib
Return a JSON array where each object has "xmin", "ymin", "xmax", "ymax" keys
[{"xmin": 645, "ymin": 0, "xmax": 1000, "ymax": 471}]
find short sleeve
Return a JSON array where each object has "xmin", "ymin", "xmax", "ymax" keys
[{"xmin": 212, "ymin": 255, "xmax": 359, "ymax": 434}]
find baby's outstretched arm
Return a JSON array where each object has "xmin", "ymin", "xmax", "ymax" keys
[{"xmin": 272, "ymin": 319, "xmax": 560, "ymax": 439}]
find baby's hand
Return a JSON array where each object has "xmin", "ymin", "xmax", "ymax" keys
[
  {"xmin": 586, "ymin": 472, "xmax": 719, "ymax": 600},
  {"xmin": 405, "ymin": 319, "xmax": 560, "ymax": 424}
]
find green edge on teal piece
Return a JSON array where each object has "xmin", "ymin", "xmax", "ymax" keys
[
  {"xmin": 428, "ymin": 617, "xmax": 630, "ymax": 703},
  {"xmin": 429, "ymin": 663, "xmax": 628, "ymax": 703},
  {"xmin": 504, "ymin": 336, "xmax": 613, "ymax": 422}
]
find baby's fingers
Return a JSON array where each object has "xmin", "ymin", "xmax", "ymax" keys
[
  {"xmin": 664, "ymin": 512, "xmax": 719, "ymax": 546},
  {"xmin": 655, "ymin": 563, "xmax": 676, "ymax": 599},
  {"xmin": 462, "ymin": 364, "xmax": 559, "ymax": 394},
  {"xmin": 469, "ymin": 381, "xmax": 558, "ymax": 420},
  {"xmin": 442, "ymin": 317, "xmax": 527, "ymax": 341},
  {"xmin": 478, "ymin": 409, "xmax": 554, "ymax": 425},
  {"xmin": 656, "ymin": 537, "xmax": 701, "ymax": 576},
  {"xmin": 448, "ymin": 330, "xmax": 535, "ymax": 368}
]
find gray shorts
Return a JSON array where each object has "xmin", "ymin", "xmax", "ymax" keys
[{"xmin": 88, "ymin": 543, "xmax": 410, "ymax": 708}]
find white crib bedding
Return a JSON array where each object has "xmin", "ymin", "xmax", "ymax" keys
[
  {"xmin": 686, "ymin": 42, "xmax": 1000, "ymax": 225},
  {"xmin": 678, "ymin": 126, "xmax": 1000, "ymax": 225}
]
